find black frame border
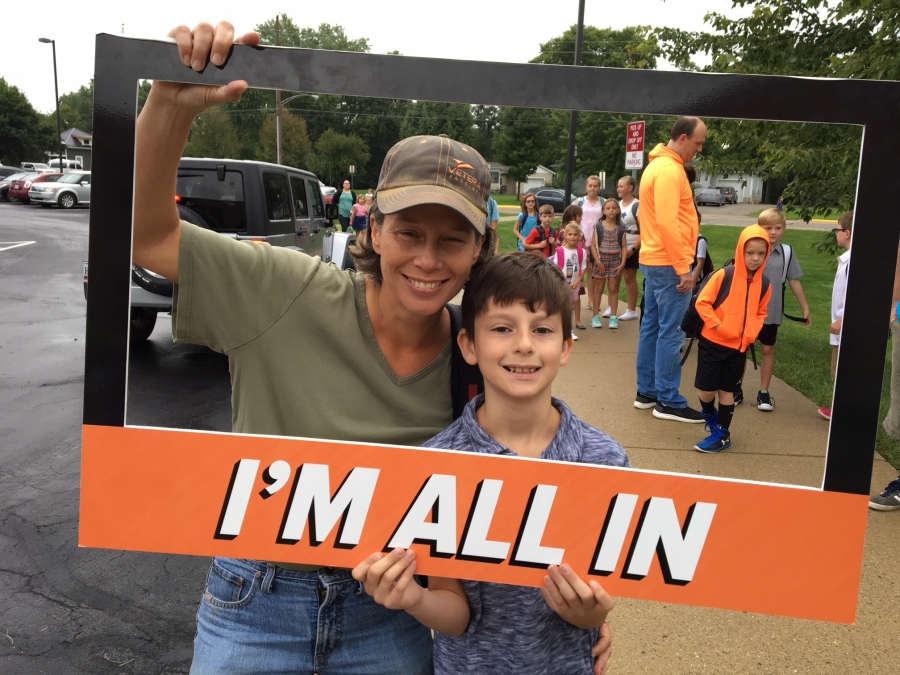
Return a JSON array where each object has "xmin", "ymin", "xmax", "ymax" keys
[{"xmin": 84, "ymin": 34, "xmax": 900, "ymax": 496}]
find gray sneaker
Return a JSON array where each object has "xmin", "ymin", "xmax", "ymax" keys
[
  {"xmin": 652, "ymin": 403, "xmax": 706, "ymax": 423},
  {"xmin": 869, "ymin": 475, "xmax": 900, "ymax": 511}
]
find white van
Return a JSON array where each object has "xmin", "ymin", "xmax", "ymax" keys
[{"xmin": 47, "ymin": 158, "xmax": 83, "ymax": 172}]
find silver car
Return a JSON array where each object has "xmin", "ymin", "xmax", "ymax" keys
[
  {"xmin": 29, "ymin": 171, "xmax": 91, "ymax": 208},
  {"xmin": 695, "ymin": 188, "xmax": 726, "ymax": 207}
]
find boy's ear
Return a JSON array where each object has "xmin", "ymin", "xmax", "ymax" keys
[
  {"xmin": 559, "ymin": 334, "xmax": 573, "ymax": 368},
  {"xmin": 457, "ymin": 328, "xmax": 479, "ymax": 367}
]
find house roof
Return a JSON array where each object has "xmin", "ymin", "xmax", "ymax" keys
[{"xmin": 61, "ymin": 128, "xmax": 92, "ymax": 149}]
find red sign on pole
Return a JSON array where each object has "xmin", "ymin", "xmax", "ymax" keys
[{"xmin": 626, "ymin": 121, "xmax": 646, "ymax": 169}]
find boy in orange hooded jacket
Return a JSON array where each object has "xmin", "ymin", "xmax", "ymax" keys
[{"xmin": 693, "ymin": 225, "xmax": 772, "ymax": 453}]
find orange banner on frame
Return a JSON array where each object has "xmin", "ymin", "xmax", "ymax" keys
[{"xmin": 79, "ymin": 424, "xmax": 868, "ymax": 623}]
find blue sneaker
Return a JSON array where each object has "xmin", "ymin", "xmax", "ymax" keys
[
  {"xmin": 695, "ymin": 425, "xmax": 732, "ymax": 453},
  {"xmin": 869, "ymin": 475, "xmax": 900, "ymax": 511}
]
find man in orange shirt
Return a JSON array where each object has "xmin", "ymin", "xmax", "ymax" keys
[{"xmin": 634, "ymin": 117, "xmax": 707, "ymax": 423}]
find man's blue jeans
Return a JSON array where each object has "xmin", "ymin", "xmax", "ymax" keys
[
  {"xmin": 190, "ymin": 558, "xmax": 433, "ymax": 675},
  {"xmin": 637, "ymin": 264, "xmax": 692, "ymax": 408}
]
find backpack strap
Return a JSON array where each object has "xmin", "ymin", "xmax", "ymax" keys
[{"xmin": 447, "ymin": 303, "xmax": 484, "ymax": 420}]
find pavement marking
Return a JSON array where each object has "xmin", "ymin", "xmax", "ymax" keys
[{"xmin": 0, "ymin": 241, "xmax": 36, "ymax": 252}]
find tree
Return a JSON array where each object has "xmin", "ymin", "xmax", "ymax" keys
[
  {"xmin": 184, "ymin": 108, "xmax": 242, "ymax": 159},
  {"xmin": 399, "ymin": 102, "xmax": 474, "ymax": 144},
  {"xmin": 492, "ymin": 107, "xmax": 554, "ymax": 196},
  {"xmin": 531, "ymin": 25, "xmax": 659, "ymax": 69},
  {"xmin": 256, "ymin": 16, "xmax": 370, "ymax": 52},
  {"xmin": 256, "ymin": 111, "xmax": 313, "ymax": 169},
  {"xmin": 343, "ymin": 96, "xmax": 410, "ymax": 188},
  {"xmin": 0, "ymin": 78, "xmax": 56, "ymax": 165},
  {"xmin": 471, "ymin": 105, "xmax": 500, "ymax": 160},
  {"xmin": 312, "ymin": 130, "xmax": 370, "ymax": 187},
  {"xmin": 653, "ymin": 0, "xmax": 896, "ymax": 217},
  {"xmin": 55, "ymin": 81, "xmax": 94, "ymax": 132}
]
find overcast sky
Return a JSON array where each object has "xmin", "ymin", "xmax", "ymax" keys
[{"xmin": 5, "ymin": 0, "xmax": 741, "ymax": 115}]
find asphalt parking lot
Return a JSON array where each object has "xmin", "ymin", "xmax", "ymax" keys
[{"xmin": 0, "ymin": 202, "xmax": 226, "ymax": 673}]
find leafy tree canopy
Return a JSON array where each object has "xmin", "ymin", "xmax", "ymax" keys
[
  {"xmin": 531, "ymin": 25, "xmax": 659, "ymax": 69},
  {"xmin": 312, "ymin": 129, "xmax": 370, "ymax": 188},
  {"xmin": 399, "ymin": 102, "xmax": 474, "ymax": 144},
  {"xmin": 256, "ymin": 111, "xmax": 313, "ymax": 170},
  {"xmin": 184, "ymin": 108, "xmax": 242, "ymax": 160},
  {"xmin": 653, "ymin": 0, "xmax": 898, "ymax": 220},
  {"xmin": 256, "ymin": 16, "xmax": 370, "ymax": 52},
  {"xmin": 0, "ymin": 78, "xmax": 56, "ymax": 166}
]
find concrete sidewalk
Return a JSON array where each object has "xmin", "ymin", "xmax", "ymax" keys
[{"xmin": 555, "ymin": 294, "xmax": 899, "ymax": 674}]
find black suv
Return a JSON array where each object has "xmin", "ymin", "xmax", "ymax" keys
[{"xmin": 88, "ymin": 158, "xmax": 329, "ymax": 341}]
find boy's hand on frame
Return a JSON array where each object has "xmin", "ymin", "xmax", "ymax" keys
[
  {"xmin": 352, "ymin": 548, "xmax": 423, "ymax": 612},
  {"xmin": 541, "ymin": 564, "xmax": 615, "ymax": 630}
]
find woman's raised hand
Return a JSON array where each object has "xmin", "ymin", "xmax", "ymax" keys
[{"xmin": 148, "ymin": 22, "xmax": 260, "ymax": 117}]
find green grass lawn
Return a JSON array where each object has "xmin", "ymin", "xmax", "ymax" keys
[
  {"xmin": 495, "ymin": 220, "xmax": 900, "ymax": 470},
  {"xmin": 492, "ymin": 193, "xmax": 524, "ymax": 207},
  {"xmin": 748, "ymin": 208, "xmax": 840, "ymax": 221},
  {"xmin": 700, "ymin": 225, "xmax": 900, "ymax": 470}
]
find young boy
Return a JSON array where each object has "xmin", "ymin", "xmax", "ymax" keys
[
  {"xmin": 524, "ymin": 204, "xmax": 556, "ymax": 258},
  {"xmin": 353, "ymin": 252, "xmax": 630, "ymax": 674},
  {"xmin": 693, "ymin": 225, "xmax": 772, "ymax": 453},
  {"xmin": 819, "ymin": 211, "xmax": 853, "ymax": 420},
  {"xmin": 753, "ymin": 208, "xmax": 812, "ymax": 411}
]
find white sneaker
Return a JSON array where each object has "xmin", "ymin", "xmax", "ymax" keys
[
  {"xmin": 619, "ymin": 309, "xmax": 639, "ymax": 321},
  {"xmin": 602, "ymin": 307, "xmax": 612, "ymax": 318},
  {"xmin": 571, "ymin": 331, "xmax": 579, "ymax": 341}
]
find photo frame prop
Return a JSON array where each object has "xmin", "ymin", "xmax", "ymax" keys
[{"xmin": 82, "ymin": 34, "xmax": 900, "ymax": 624}]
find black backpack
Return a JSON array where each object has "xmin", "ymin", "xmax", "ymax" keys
[
  {"xmin": 696, "ymin": 235, "xmax": 714, "ymax": 281},
  {"xmin": 447, "ymin": 304, "xmax": 484, "ymax": 419},
  {"xmin": 679, "ymin": 263, "xmax": 770, "ymax": 366}
]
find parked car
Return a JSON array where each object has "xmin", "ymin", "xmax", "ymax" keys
[
  {"xmin": 696, "ymin": 188, "xmax": 727, "ymax": 206},
  {"xmin": 29, "ymin": 171, "xmax": 91, "ymax": 208},
  {"xmin": 0, "ymin": 165, "xmax": 22, "ymax": 179},
  {"xmin": 20, "ymin": 162, "xmax": 51, "ymax": 172},
  {"xmin": 718, "ymin": 186, "xmax": 738, "ymax": 204},
  {"xmin": 9, "ymin": 173, "xmax": 62, "ymax": 204},
  {"xmin": 526, "ymin": 187, "xmax": 578, "ymax": 213},
  {"xmin": 84, "ymin": 158, "xmax": 330, "ymax": 342},
  {"xmin": 0, "ymin": 172, "xmax": 28, "ymax": 201},
  {"xmin": 320, "ymin": 182, "xmax": 337, "ymax": 202},
  {"xmin": 47, "ymin": 158, "xmax": 83, "ymax": 172}
]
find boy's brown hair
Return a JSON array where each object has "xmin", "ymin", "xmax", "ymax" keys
[
  {"xmin": 757, "ymin": 207, "xmax": 786, "ymax": 228},
  {"xmin": 539, "ymin": 204, "xmax": 555, "ymax": 217},
  {"xmin": 462, "ymin": 252, "xmax": 573, "ymax": 341},
  {"xmin": 839, "ymin": 210, "xmax": 854, "ymax": 232}
]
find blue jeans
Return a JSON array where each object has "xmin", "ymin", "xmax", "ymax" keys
[
  {"xmin": 190, "ymin": 558, "xmax": 433, "ymax": 675},
  {"xmin": 637, "ymin": 264, "xmax": 692, "ymax": 408}
]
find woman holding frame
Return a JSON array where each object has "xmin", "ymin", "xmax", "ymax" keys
[{"xmin": 134, "ymin": 21, "xmax": 612, "ymax": 675}]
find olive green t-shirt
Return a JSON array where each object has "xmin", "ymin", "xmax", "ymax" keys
[{"xmin": 172, "ymin": 223, "xmax": 453, "ymax": 450}]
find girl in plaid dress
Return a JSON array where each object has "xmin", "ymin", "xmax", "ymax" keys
[{"xmin": 589, "ymin": 200, "xmax": 627, "ymax": 329}]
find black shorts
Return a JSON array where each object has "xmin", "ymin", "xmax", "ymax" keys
[
  {"xmin": 624, "ymin": 249, "xmax": 640, "ymax": 269},
  {"xmin": 758, "ymin": 323, "xmax": 779, "ymax": 346},
  {"xmin": 694, "ymin": 337, "xmax": 746, "ymax": 393}
]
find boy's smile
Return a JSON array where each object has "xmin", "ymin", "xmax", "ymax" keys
[{"xmin": 459, "ymin": 300, "xmax": 572, "ymax": 402}]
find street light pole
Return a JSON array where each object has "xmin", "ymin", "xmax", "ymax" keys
[
  {"xmin": 39, "ymin": 38, "xmax": 62, "ymax": 169},
  {"xmin": 563, "ymin": 0, "xmax": 585, "ymax": 205},
  {"xmin": 274, "ymin": 15, "xmax": 282, "ymax": 165}
]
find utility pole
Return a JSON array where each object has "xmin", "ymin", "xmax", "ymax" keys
[
  {"xmin": 39, "ymin": 38, "xmax": 62, "ymax": 169},
  {"xmin": 275, "ymin": 15, "xmax": 282, "ymax": 165},
  {"xmin": 564, "ymin": 0, "xmax": 586, "ymax": 205}
]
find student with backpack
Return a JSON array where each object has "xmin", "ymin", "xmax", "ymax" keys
[
  {"xmin": 574, "ymin": 176, "xmax": 606, "ymax": 311},
  {"xmin": 553, "ymin": 223, "xmax": 588, "ymax": 337},
  {"xmin": 752, "ymin": 208, "xmax": 812, "ymax": 411},
  {"xmin": 692, "ymin": 225, "xmax": 772, "ymax": 453},
  {"xmin": 514, "ymin": 194, "xmax": 540, "ymax": 251},
  {"xmin": 590, "ymin": 200, "xmax": 627, "ymax": 329},
  {"xmin": 524, "ymin": 204, "xmax": 557, "ymax": 258},
  {"xmin": 616, "ymin": 176, "xmax": 641, "ymax": 321}
]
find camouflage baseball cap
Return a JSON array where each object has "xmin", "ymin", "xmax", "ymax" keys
[{"xmin": 375, "ymin": 135, "xmax": 490, "ymax": 235}]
